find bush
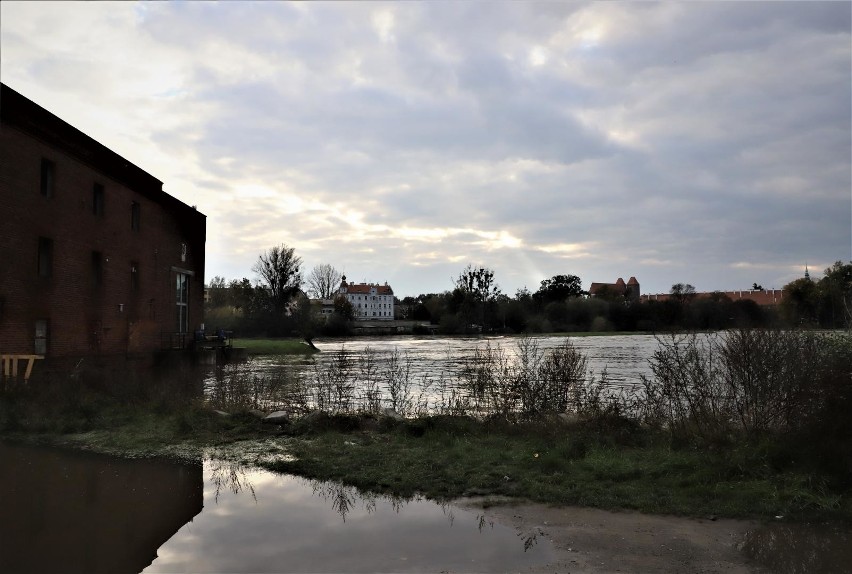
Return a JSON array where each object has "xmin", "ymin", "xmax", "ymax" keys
[{"xmin": 639, "ymin": 329, "xmax": 852, "ymax": 483}]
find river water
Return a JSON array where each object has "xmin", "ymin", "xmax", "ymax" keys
[
  {"xmin": 205, "ymin": 334, "xmax": 664, "ymax": 414},
  {"xmin": 311, "ymin": 334, "xmax": 660, "ymax": 387}
]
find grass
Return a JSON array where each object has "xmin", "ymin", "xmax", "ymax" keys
[
  {"xmin": 231, "ymin": 337, "xmax": 319, "ymax": 355},
  {"xmin": 264, "ymin": 416, "xmax": 850, "ymax": 520},
  {"xmin": 2, "ymin": 400, "xmax": 849, "ymax": 522}
]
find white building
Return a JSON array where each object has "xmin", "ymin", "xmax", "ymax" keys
[{"xmin": 338, "ymin": 276, "xmax": 395, "ymax": 321}]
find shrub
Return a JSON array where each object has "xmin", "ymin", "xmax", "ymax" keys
[{"xmin": 639, "ymin": 328, "xmax": 852, "ymax": 481}]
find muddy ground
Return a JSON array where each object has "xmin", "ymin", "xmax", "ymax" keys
[{"xmin": 458, "ymin": 498, "xmax": 761, "ymax": 573}]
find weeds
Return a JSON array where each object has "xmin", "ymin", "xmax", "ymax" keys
[{"xmin": 208, "ymin": 359, "xmax": 309, "ymax": 414}]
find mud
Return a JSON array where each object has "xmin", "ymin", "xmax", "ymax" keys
[{"xmin": 458, "ymin": 499, "xmax": 759, "ymax": 573}]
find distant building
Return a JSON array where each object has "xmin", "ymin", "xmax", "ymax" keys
[
  {"xmin": 0, "ymin": 83, "xmax": 206, "ymax": 360},
  {"xmin": 588, "ymin": 273, "xmax": 786, "ymax": 307},
  {"xmin": 337, "ymin": 276, "xmax": 394, "ymax": 320},
  {"xmin": 310, "ymin": 298, "xmax": 336, "ymax": 318},
  {"xmin": 641, "ymin": 289, "xmax": 785, "ymax": 307},
  {"xmin": 589, "ymin": 277, "xmax": 640, "ymax": 300}
]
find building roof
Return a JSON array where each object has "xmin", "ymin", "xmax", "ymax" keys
[
  {"xmin": 589, "ymin": 280, "xmax": 628, "ymax": 295},
  {"xmin": 340, "ymin": 281, "xmax": 394, "ymax": 295}
]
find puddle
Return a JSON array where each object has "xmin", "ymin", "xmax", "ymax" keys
[
  {"xmin": 9, "ymin": 440, "xmax": 848, "ymax": 573},
  {"xmin": 0, "ymin": 442, "xmax": 553, "ymax": 573},
  {"xmin": 145, "ymin": 459, "xmax": 554, "ymax": 573},
  {"xmin": 0, "ymin": 441, "xmax": 203, "ymax": 574},
  {"xmin": 740, "ymin": 520, "xmax": 852, "ymax": 574}
]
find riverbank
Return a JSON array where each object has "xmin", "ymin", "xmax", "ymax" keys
[{"xmin": 3, "ymin": 402, "xmax": 850, "ymax": 524}]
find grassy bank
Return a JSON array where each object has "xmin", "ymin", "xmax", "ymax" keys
[
  {"xmin": 231, "ymin": 337, "xmax": 319, "ymax": 355},
  {"xmin": 264, "ymin": 414, "xmax": 851, "ymax": 520},
  {"xmin": 2, "ymin": 402, "xmax": 849, "ymax": 522}
]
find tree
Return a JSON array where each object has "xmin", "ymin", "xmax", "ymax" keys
[
  {"xmin": 817, "ymin": 261, "xmax": 852, "ymax": 328},
  {"xmin": 206, "ymin": 275, "xmax": 229, "ymax": 308},
  {"xmin": 780, "ymin": 276, "xmax": 818, "ymax": 326},
  {"xmin": 229, "ymin": 278, "xmax": 258, "ymax": 312},
  {"xmin": 306, "ymin": 263, "xmax": 343, "ymax": 299},
  {"xmin": 333, "ymin": 295, "xmax": 355, "ymax": 320},
  {"xmin": 670, "ymin": 283, "xmax": 696, "ymax": 304},
  {"xmin": 534, "ymin": 274, "xmax": 584, "ymax": 305},
  {"xmin": 455, "ymin": 265, "xmax": 501, "ymax": 330},
  {"xmin": 252, "ymin": 244, "xmax": 303, "ymax": 317},
  {"xmin": 455, "ymin": 265, "xmax": 500, "ymax": 302}
]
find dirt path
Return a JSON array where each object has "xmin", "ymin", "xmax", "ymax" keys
[{"xmin": 458, "ymin": 499, "xmax": 759, "ymax": 573}]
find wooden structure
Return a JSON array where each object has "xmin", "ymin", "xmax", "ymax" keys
[{"xmin": 1, "ymin": 354, "xmax": 44, "ymax": 382}]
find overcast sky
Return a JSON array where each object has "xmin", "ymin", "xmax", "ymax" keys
[{"xmin": 3, "ymin": 2, "xmax": 850, "ymax": 297}]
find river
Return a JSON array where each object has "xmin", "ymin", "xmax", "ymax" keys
[{"xmin": 205, "ymin": 334, "xmax": 665, "ymax": 414}]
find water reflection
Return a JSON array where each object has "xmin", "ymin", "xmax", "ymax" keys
[
  {"xmin": 6, "ymin": 442, "xmax": 849, "ymax": 573},
  {"xmin": 2, "ymin": 443, "xmax": 552, "ymax": 573},
  {"xmin": 146, "ymin": 459, "xmax": 555, "ymax": 573},
  {"xmin": 740, "ymin": 521, "xmax": 852, "ymax": 573},
  {"xmin": 209, "ymin": 457, "xmax": 256, "ymax": 503},
  {"xmin": 0, "ymin": 442, "xmax": 203, "ymax": 574}
]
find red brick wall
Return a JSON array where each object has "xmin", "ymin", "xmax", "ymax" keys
[
  {"xmin": 640, "ymin": 290, "xmax": 786, "ymax": 306},
  {"xmin": 0, "ymin": 124, "xmax": 206, "ymax": 358}
]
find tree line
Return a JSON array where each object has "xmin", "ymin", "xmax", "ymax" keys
[
  {"xmin": 205, "ymin": 244, "xmax": 353, "ymax": 337},
  {"xmin": 206, "ymin": 245, "xmax": 852, "ymax": 336},
  {"xmin": 399, "ymin": 261, "xmax": 852, "ymax": 334}
]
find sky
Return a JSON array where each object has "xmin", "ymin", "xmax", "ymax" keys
[{"xmin": 2, "ymin": 2, "xmax": 850, "ymax": 298}]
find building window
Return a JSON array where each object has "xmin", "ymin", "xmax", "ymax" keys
[
  {"xmin": 91, "ymin": 251, "xmax": 103, "ymax": 286},
  {"xmin": 176, "ymin": 272, "xmax": 189, "ymax": 333},
  {"xmin": 130, "ymin": 262, "xmax": 139, "ymax": 292},
  {"xmin": 37, "ymin": 237, "xmax": 53, "ymax": 278},
  {"xmin": 40, "ymin": 158, "xmax": 55, "ymax": 198},
  {"xmin": 93, "ymin": 183, "xmax": 105, "ymax": 216},
  {"xmin": 131, "ymin": 202, "xmax": 141, "ymax": 231},
  {"xmin": 34, "ymin": 320, "xmax": 48, "ymax": 355}
]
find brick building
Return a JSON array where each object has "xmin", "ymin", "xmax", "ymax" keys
[
  {"xmin": 589, "ymin": 277, "xmax": 640, "ymax": 300},
  {"xmin": 0, "ymin": 83, "xmax": 206, "ymax": 360},
  {"xmin": 641, "ymin": 289, "xmax": 785, "ymax": 306}
]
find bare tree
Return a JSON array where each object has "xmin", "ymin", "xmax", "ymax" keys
[
  {"xmin": 670, "ymin": 283, "xmax": 696, "ymax": 304},
  {"xmin": 455, "ymin": 264, "xmax": 500, "ymax": 303},
  {"xmin": 252, "ymin": 244, "xmax": 303, "ymax": 316},
  {"xmin": 306, "ymin": 263, "xmax": 343, "ymax": 299},
  {"xmin": 455, "ymin": 264, "xmax": 501, "ymax": 329}
]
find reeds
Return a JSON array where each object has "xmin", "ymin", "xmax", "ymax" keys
[{"xmin": 204, "ymin": 337, "xmax": 623, "ymax": 421}]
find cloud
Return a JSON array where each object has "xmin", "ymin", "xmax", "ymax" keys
[{"xmin": 2, "ymin": 1, "xmax": 848, "ymax": 296}]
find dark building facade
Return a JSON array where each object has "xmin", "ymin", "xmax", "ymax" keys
[
  {"xmin": 589, "ymin": 276, "xmax": 640, "ymax": 300},
  {"xmin": 0, "ymin": 83, "xmax": 206, "ymax": 360}
]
